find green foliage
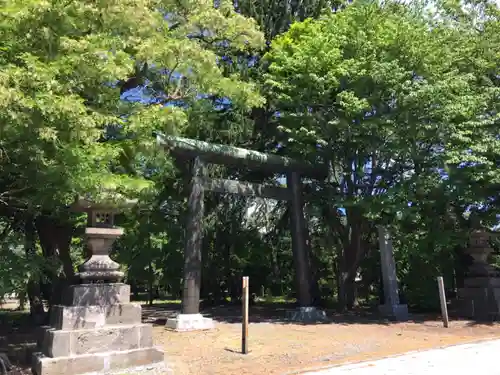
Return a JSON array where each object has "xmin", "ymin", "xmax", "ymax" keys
[
  {"xmin": 0, "ymin": 0, "xmax": 499, "ymax": 317},
  {"xmin": 236, "ymin": 0, "xmax": 348, "ymax": 39},
  {"xmin": 264, "ymin": 0, "xmax": 499, "ymax": 308},
  {"xmin": 0, "ymin": 226, "xmax": 57, "ymax": 299},
  {"xmin": 0, "ymin": 0, "xmax": 265, "ymax": 211},
  {"xmin": 0, "ymin": 0, "xmax": 266, "ymax": 312}
]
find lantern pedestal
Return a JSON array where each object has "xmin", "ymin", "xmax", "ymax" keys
[
  {"xmin": 77, "ymin": 227, "xmax": 125, "ymax": 283},
  {"xmin": 33, "ymin": 286, "xmax": 164, "ymax": 375},
  {"xmin": 456, "ymin": 230, "xmax": 500, "ymax": 321},
  {"xmin": 33, "ymin": 200, "xmax": 165, "ymax": 375}
]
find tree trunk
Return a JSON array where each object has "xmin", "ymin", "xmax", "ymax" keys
[
  {"xmin": 454, "ymin": 245, "xmax": 469, "ymax": 289},
  {"xmin": 35, "ymin": 216, "xmax": 75, "ymax": 308},
  {"xmin": 271, "ymin": 244, "xmax": 281, "ymax": 296},
  {"xmin": 309, "ymin": 248, "xmax": 322, "ymax": 305},
  {"xmin": 36, "ymin": 216, "xmax": 75, "ymax": 278},
  {"xmin": 336, "ymin": 252, "xmax": 347, "ymax": 311},
  {"xmin": 147, "ymin": 230, "xmax": 154, "ymax": 306},
  {"xmin": 343, "ymin": 273, "xmax": 357, "ymax": 309},
  {"xmin": 344, "ymin": 243, "xmax": 359, "ymax": 310},
  {"xmin": 56, "ymin": 227, "xmax": 75, "ymax": 281},
  {"xmin": 25, "ymin": 217, "xmax": 45, "ymax": 323},
  {"xmin": 336, "ymin": 208, "xmax": 367, "ymax": 311},
  {"xmin": 148, "ymin": 262, "xmax": 154, "ymax": 306},
  {"xmin": 53, "ymin": 223, "xmax": 75, "ymax": 307},
  {"xmin": 223, "ymin": 227, "xmax": 233, "ymax": 303},
  {"xmin": 337, "ymin": 262, "xmax": 358, "ymax": 310},
  {"xmin": 17, "ymin": 289, "xmax": 27, "ymax": 311}
]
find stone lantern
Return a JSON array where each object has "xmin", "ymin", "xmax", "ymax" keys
[
  {"xmin": 33, "ymin": 195, "xmax": 164, "ymax": 375},
  {"xmin": 71, "ymin": 197, "xmax": 132, "ymax": 284},
  {"xmin": 457, "ymin": 228, "xmax": 500, "ymax": 320},
  {"xmin": 464, "ymin": 229, "xmax": 497, "ymax": 277}
]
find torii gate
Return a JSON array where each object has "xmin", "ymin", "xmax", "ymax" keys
[{"xmin": 155, "ymin": 133, "xmax": 328, "ymax": 330}]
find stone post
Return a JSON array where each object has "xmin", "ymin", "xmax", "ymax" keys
[
  {"xmin": 33, "ymin": 200, "xmax": 164, "ymax": 375},
  {"xmin": 285, "ymin": 171, "xmax": 326, "ymax": 322},
  {"xmin": 166, "ymin": 157, "xmax": 214, "ymax": 331},
  {"xmin": 377, "ymin": 226, "xmax": 408, "ymax": 321}
]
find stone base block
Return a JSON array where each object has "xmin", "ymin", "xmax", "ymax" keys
[
  {"xmin": 378, "ymin": 303, "xmax": 408, "ymax": 321},
  {"xmin": 50, "ymin": 303, "xmax": 142, "ymax": 330},
  {"xmin": 64, "ymin": 283, "xmax": 130, "ymax": 306},
  {"xmin": 41, "ymin": 323, "xmax": 153, "ymax": 357},
  {"xmin": 285, "ymin": 306, "xmax": 327, "ymax": 323},
  {"xmin": 457, "ymin": 285, "xmax": 500, "ymax": 320},
  {"xmin": 32, "ymin": 347, "xmax": 164, "ymax": 375},
  {"xmin": 464, "ymin": 277, "xmax": 500, "ymax": 288},
  {"xmin": 166, "ymin": 314, "xmax": 215, "ymax": 332}
]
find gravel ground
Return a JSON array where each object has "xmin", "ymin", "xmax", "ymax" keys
[
  {"xmin": 83, "ymin": 362, "xmax": 172, "ymax": 375},
  {"xmin": 156, "ymin": 319, "xmax": 500, "ymax": 375},
  {"xmin": 303, "ymin": 339, "xmax": 500, "ymax": 375},
  {"xmin": 3, "ymin": 304, "xmax": 500, "ymax": 375}
]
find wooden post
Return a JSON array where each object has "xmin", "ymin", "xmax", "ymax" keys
[
  {"xmin": 437, "ymin": 276, "xmax": 449, "ymax": 328},
  {"xmin": 242, "ymin": 276, "xmax": 249, "ymax": 354}
]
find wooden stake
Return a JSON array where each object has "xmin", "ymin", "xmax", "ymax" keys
[
  {"xmin": 242, "ymin": 276, "xmax": 249, "ymax": 354},
  {"xmin": 437, "ymin": 276, "xmax": 449, "ymax": 328}
]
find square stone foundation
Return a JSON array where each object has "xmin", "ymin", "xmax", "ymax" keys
[
  {"xmin": 378, "ymin": 303, "xmax": 409, "ymax": 321},
  {"xmin": 165, "ymin": 313, "xmax": 215, "ymax": 332},
  {"xmin": 456, "ymin": 277, "xmax": 500, "ymax": 320},
  {"xmin": 33, "ymin": 283, "xmax": 164, "ymax": 375},
  {"xmin": 285, "ymin": 306, "xmax": 327, "ymax": 323}
]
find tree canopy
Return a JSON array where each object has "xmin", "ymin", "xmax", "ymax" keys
[{"xmin": 0, "ymin": 0, "xmax": 498, "ymax": 317}]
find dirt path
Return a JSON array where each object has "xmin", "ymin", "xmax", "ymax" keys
[
  {"xmin": 152, "ymin": 310, "xmax": 500, "ymax": 375},
  {"xmin": 2, "ymin": 304, "xmax": 500, "ymax": 375}
]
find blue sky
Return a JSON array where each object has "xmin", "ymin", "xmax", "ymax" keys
[
  {"xmin": 120, "ymin": 0, "xmax": 499, "ymax": 228},
  {"xmin": 122, "ymin": 76, "xmax": 498, "ymax": 228}
]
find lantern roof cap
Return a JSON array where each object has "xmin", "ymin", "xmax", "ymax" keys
[{"xmin": 70, "ymin": 191, "xmax": 137, "ymax": 213}]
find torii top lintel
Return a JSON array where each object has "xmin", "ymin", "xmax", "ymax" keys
[{"xmin": 155, "ymin": 132, "xmax": 327, "ymax": 179}]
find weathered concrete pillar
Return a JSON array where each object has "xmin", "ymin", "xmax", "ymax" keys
[
  {"xmin": 166, "ymin": 157, "xmax": 214, "ymax": 331},
  {"xmin": 377, "ymin": 226, "xmax": 408, "ymax": 321},
  {"xmin": 286, "ymin": 171, "xmax": 326, "ymax": 322}
]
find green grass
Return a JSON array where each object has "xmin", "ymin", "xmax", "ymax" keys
[
  {"xmin": 150, "ymin": 298, "xmax": 182, "ymax": 304},
  {"xmin": 257, "ymin": 296, "xmax": 296, "ymax": 304},
  {"xmin": 135, "ymin": 296, "xmax": 297, "ymax": 306}
]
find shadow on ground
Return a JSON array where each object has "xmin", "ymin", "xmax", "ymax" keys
[
  {"xmin": 141, "ymin": 302, "xmax": 455, "ymax": 327},
  {"xmin": 0, "ymin": 310, "xmax": 37, "ymax": 375},
  {"xmin": 0, "ymin": 303, "xmax": 494, "ymax": 375}
]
